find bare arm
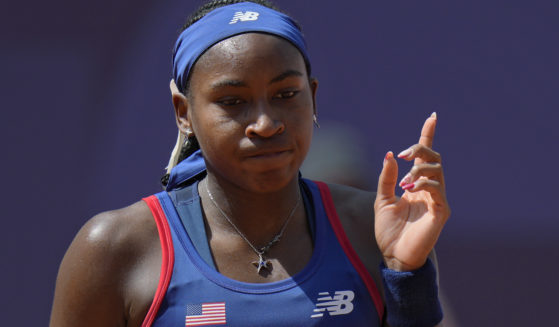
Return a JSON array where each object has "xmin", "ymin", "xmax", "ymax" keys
[
  {"xmin": 371, "ymin": 114, "xmax": 450, "ymax": 326},
  {"xmin": 327, "ymin": 183, "xmax": 444, "ymax": 327},
  {"xmin": 49, "ymin": 201, "xmax": 160, "ymax": 327}
]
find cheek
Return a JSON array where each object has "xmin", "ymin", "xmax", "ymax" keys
[
  {"xmin": 292, "ymin": 106, "xmax": 314, "ymax": 158},
  {"xmin": 299, "ymin": 120, "xmax": 314, "ymax": 157},
  {"xmin": 191, "ymin": 109, "xmax": 241, "ymax": 155}
]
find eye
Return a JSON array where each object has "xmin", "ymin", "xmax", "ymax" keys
[
  {"xmin": 217, "ymin": 97, "xmax": 244, "ymax": 106},
  {"xmin": 274, "ymin": 90, "xmax": 299, "ymax": 99}
]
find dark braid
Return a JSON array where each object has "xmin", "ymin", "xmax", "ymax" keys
[
  {"xmin": 161, "ymin": 135, "xmax": 200, "ymax": 187},
  {"xmin": 178, "ymin": 135, "xmax": 200, "ymax": 163}
]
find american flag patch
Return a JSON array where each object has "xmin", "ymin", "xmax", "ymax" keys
[{"xmin": 185, "ymin": 302, "xmax": 226, "ymax": 326}]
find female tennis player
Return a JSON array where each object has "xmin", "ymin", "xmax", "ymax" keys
[{"xmin": 50, "ymin": 1, "xmax": 450, "ymax": 326}]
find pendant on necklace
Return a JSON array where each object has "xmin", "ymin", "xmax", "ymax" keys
[{"xmin": 252, "ymin": 253, "xmax": 270, "ymax": 273}]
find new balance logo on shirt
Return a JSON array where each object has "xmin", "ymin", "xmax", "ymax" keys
[
  {"xmin": 229, "ymin": 11, "xmax": 260, "ymax": 24},
  {"xmin": 311, "ymin": 290, "xmax": 355, "ymax": 318}
]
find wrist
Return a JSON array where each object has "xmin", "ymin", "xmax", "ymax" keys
[
  {"xmin": 383, "ymin": 257, "xmax": 426, "ymax": 272},
  {"xmin": 380, "ymin": 258, "xmax": 443, "ymax": 327}
]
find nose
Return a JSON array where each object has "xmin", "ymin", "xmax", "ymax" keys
[{"xmin": 245, "ymin": 102, "xmax": 285, "ymax": 138}]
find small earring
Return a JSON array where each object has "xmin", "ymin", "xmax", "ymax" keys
[{"xmin": 313, "ymin": 114, "xmax": 320, "ymax": 128}]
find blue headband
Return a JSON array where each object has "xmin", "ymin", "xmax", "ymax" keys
[{"xmin": 172, "ymin": 2, "xmax": 310, "ymax": 93}]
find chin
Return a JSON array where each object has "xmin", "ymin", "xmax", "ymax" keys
[{"xmin": 241, "ymin": 166, "xmax": 299, "ymax": 193}]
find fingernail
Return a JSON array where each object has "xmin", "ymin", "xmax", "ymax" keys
[
  {"xmin": 399, "ymin": 173, "xmax": 411, "ymax": 187},
  {"xmin": 384, "ymin": 151, "xmax": 393, "ymax": 164},
  {"xmin": 430, "ymin": 112, "xmax": 437, "ymax": 119},
  {"xmin": 397, "ymin": 148, "xmax": 412, "ymax": 158},
  {"xmin": 402, "ymin": 183, "xmax": 415, "ymax": 191}
]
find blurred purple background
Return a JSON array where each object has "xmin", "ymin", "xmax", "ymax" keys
[{"xmin": 2, "ymin": 0, "xmax": 557, "ymax": 325}]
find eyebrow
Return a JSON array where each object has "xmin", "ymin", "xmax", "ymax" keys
[
  {"xmin": 269, "ymin": 69, "xmax": 303, "ymax": 84},
  {"xmin": 209, "ymin": 69, "xmax": 304, "ymax": 90},
  {"xmin": 210, "ymin": 79, "xmax": 248, "ymax": 90}
]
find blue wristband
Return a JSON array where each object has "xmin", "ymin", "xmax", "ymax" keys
[{"xmin": 380, "ymin": 258, "xmax": 443, "ymax": 327}]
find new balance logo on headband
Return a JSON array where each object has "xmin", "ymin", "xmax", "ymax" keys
[{"xmin": 229, "ymin": 11, "xmax": 260, "ymax": 24}]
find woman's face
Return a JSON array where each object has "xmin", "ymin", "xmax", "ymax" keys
[{"xmin": 181, "ymin": 33, "xmax": 317, "ymax": 193}]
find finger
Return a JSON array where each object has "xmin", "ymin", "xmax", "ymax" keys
[
  {"xmin": 397, "ymin": 144, "xmax": 441, "ymax": 163},
  {"xmin": 419, "ymin": 112, "xmax": 437, "ymax": 148},
  {"xmin": 170, "ymin": 79, "xmax": 180, "ymax": 94},
  {"xmin": 416, "ymin": 112, "xmax": 437, "ymax": 165},
  {"xmin": 376, "ymin": 151, "xmax": 399, "ymax": 206},
  {"xmin": 399, "ymin": 163, "xmax": 445, "ymax": 187},
  {"xmin": 401, "ymin": 178, "xmax": 447, "ymax": 205}
]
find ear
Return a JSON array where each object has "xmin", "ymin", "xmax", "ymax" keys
[
  {"xmin": 309, "ymin": 77, "xmax": 319, "ymax": 116},
  {"xmin": 170, "ymin": 79, "xmax": 192, "ymax": 135}
]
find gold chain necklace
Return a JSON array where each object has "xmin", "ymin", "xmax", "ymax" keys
[{"xmin": 204, "ymin": 179, "xmax": 301, "ymax": 273}]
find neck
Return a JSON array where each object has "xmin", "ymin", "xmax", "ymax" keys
[{"xmin": 200, "ymin": 173, "xmax": 303, "ymax": 247}]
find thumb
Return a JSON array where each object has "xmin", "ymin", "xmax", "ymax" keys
[{"xmin": 376, "ymin": 151, "xmax": 398, "ymax": 205}]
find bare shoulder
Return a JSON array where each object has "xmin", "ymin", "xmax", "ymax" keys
[
  {"xmin": 78, "ymin": 200, "xmax": 158, "ymax": 256},
  {"xmin": 324, "ymin": 183, "xmax": 385, "ymax": 297},
  {"xmin": 50, "ymin": 200, "xmax": 161, "ymax": 327},
  {"xmin": 67, "ymin": 201, "xmax": 159, "ymax": 273},
  {"xmin": 326, "ymin": 182, "xmax": 376, "ymax": 221}
]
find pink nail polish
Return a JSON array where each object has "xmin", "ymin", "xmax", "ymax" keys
[
  {"xmin": 402, "ymin": 183, "xmax": 415, "ymax": 191},
  {"xmin": 399, "ymin": 173, "xmax": 411, "ymax": 187},
  {"xmin": 384, "ymin": 151, "xmax": 393, "ymax": 164},
  {"xmin": 397, "ymin": 149, "xmax": 412, "ymax": 159}
]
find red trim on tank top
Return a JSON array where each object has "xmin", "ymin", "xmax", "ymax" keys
[
  {"xmin": 314, "ymin": 181, "xmax": 385, "ymax": 323},
  {"xmin": 141, "ymin": 195, "xmax": 175, "ymax": 327}
]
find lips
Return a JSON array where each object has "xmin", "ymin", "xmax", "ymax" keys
[
  {"xmin": 246, "ymin": 148, "xmax": 291, "ymax": 159},
  {"xmin": 241, "ymin": 146, "xmax": 294, "ymax": 170},
  {"xmin": 240, "ymin": 139, "xmax": 292, "ymax": 158}
]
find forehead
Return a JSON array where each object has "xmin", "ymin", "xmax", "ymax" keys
[{"xmin": 190, "ymin": 33, "xmax": 307, "ymax": 83}]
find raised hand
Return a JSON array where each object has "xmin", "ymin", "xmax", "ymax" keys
[{"xmin": 374, "ymin": 113, "xmax": 451, "ymax": 271}]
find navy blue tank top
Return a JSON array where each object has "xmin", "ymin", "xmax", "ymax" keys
[{"xmin": 141, "ymin": 179, "xmax": 384, "ymax": 326}]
